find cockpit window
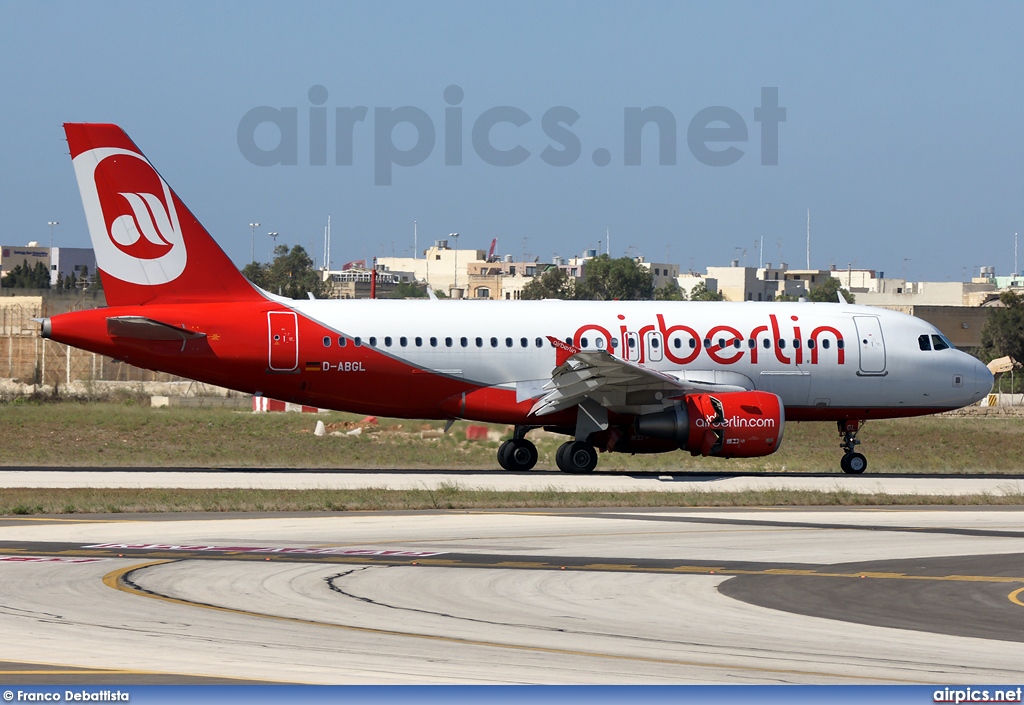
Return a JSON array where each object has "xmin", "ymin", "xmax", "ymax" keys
[
  {"xmin": 931, "ymin": 334, "xmax": 951, "ymax": 351},
  {"xmin": 918, "ymin": 334, "xmax": 932, "ymax": 351}
]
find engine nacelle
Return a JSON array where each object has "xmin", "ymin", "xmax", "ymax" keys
[{"xmin": 634, "ymin": 391, "xmax": 785, "ymax": 458}]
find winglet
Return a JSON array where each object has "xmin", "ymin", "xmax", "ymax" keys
[
  {"xmin": 837, "ymin": 289, "xmax": 850, "ymax": 304},
  {"xmin": 546, "ymin": 335, "xmax": 579, "ymax": 367}
]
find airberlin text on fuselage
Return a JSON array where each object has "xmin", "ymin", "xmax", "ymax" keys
[{"xmin": 574, "ymin": 312, "xmax": 846, "ymax": 367}]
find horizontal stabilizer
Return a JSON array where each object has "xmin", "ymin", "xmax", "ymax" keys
[{"xmin": 106, "ymin": 316, "xmax": 206, "ymax": 341}]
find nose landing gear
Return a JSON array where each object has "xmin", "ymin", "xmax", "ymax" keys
[{"xmin": 838, "ymin": 420, "xmax": 867, "ymax": 474}]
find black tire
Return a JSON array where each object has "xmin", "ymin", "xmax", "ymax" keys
[
  {"xmin": 505, "ymin": 439, "xmax": 538, "ymax": 471},
  {"xmin": 841, "ymin": 452, "xmax": 867, "ymax": 474},
  {"xmin": 556, "ymin": 441, "xmax": 598, "ymax": 473},
  {"xmin": 496, "ymin": 440, "xmax": 513, "ymax": 471}
]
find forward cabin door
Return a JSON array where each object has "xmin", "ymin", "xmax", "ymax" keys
[
  {"xmin": 268, "ymin": 311, "xmax": 298, "ymax": 371},
  {"xmin": 853, "ymin": 315, "xmax": 886, "ymax": 374}
]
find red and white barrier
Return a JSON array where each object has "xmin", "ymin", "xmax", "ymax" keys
[{"xmin": 252, "ymin": 397, "xmax": 324, "ymax": 413}]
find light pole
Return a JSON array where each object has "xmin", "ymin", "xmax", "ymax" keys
[
  {"xmin": 268, "ymin": 232, "xmax": 279, "ymax": 260},
  {"xmin": 249, "ymin": 222, "xmax": 260, "ymax": 263},
  {"xmin": 450, "ymin": 232, "xmax": 460, "ymax": 291},
  {"xmin": 47, "ymin": 222, "xmax": 59, "ymax": 288}
]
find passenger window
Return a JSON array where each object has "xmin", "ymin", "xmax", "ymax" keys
[
  {"xmin": 822, "ymin": 339, "xmax": 830, "ymax": 350},
  {"xmin": 919, "ymin": 334, "xmax": 932, "ymax": 351},
  {"xmin": 338, "ymin": 337, "xmax": 347, "ymax": 347},
  {"xmin": 793, "ymin": 339, "xmax": 800, "ymax": 349},
  {"xmin": 748, "ymin": 339, "xmax": 755, "ymax": 349},
  {"xmin": 733, "ymin": 339, "xmax": 741, "ymax": 349},
  {"xmin": 461, "ymin": 337, "xmax": 468, "ymax": 347},
  {"xmin": 703, "ymin": 339, "xmax": 711, "ymax": 348},
  {"xmin": 490, "ymin": 337, "xmax": 498, "ymax": 347},
  {"xmin": 368, "ymin": 336, "xmax": 377, "ymax": 346},
  {"xmin": 415, "ymin": 337, "xmax": 423, "ymax": 347},
  {"xmin": 689, "ymin": 339, "xmax": 696, "ymax": 349},
  {"xmin": 837, "ymin": 339, "xmax": 845, "ymax": 349},
  {"xmin": 580, "ymin": 338, "xmax": 588, "ymax": 348},
  {"xmin": 521, "ymin": 337, "xmax": 528, "ymax": 348},
  {"xmin": 384, "ymin": 336, "xmax": 392, "ymax": 347},
  {"xmin": 718, "ymin": 338, "xmax": 726, "ymax": 349},
  {"xmin": 505, "ymin": 337, "xmax": 513, "ymax": 348},
  {"xmin": 400, "ymin": 337, "xmax": 407, "ymax": 347},
  {"xmin": 778, "ymin": 339, "xmax": 786, "ymax": 349},
  {"xmin": 807, "ymin": 339, "xmax": 815, "ymax": 349},
  {"xmin": 762, "ymin": 339, "xmax": 770, "ymax": 349},
  {"xmin": 430, "ymin": 337, "xmax": 437, "ymax": 347},
  {"xmin": 931, "ymin": 335, "xmax": 949, "ymax": 351},
  {"xmin": 353, "ymin": 337, "xmax": 362, "ymax": 347},
  {"xmin": 476, "ymin": 337, "xmax": 483, "ymax": 347},
  {"xmin": 628, "ymin": 338, "xmax": 636, "ymax": 349},
  {"xmin": 651, "ymin": 338, "xmax": 660, "ymax": 349},
  {"xmin": 596, "ymin": 338, "xmax": 605, "ymax": 349},
  {"xmin": 322, "ymin": 336, "xmax": 331, "ymax": 347},
  {"xmin": 673, "ymin": 338, "xmax": 681, "ymax": 349},
  {"xmin": 535, "ymin": 337, "xmax": 543, "ymax": 347},
  {"xmin": 610, "ymin": 338, "xmax": 618, "ymax": 349},
  {"xmin": 445, "ymin": 337, "xmax": 453, "ymax": 347}
]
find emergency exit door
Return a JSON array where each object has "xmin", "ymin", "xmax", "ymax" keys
[
  {"xmin": 268, "ymin": 311, "xmax": 298, "ymax": 371},
  {"xmin": 853, "ymin": 315, "xmax": 886, "ymax": 374}
]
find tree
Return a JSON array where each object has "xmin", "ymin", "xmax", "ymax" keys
[
  {"xmin": 241, "ymin": 245, "xmax": 327, "ymax": 299},
  {"xmin": 387, "ymin": 281, "xmax": 428, "ymax": 299},
  {"xmin": 521, "ymin": 267, "xmax": 575, "ymax": 300},
  {"xmin": 808, "ymin": 277, "xmax": 855, "ymax": 303},
  {"xmin": 980, "ymin": 291, "xmax": 1024, "ymax": 366},
  {"xmin": 654, "ymin": 279, "xmax": 686, "ymax": 301},
  {"xmin": 1, "ymin": 259, "xmax": 50, "ymax": 289},
  {"xmin": 689, "ymin": 281, "xmax": 725, "ymax": 301},
  {"xmin": 574, "ymin": 255, "xmax": 653, "ymax": 301}
]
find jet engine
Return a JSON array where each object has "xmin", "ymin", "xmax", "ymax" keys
[{"xmin": 634, "ymin": 391, "xmax": 785, "ymax": 457}]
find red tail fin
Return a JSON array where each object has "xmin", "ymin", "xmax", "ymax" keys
[{"xmin": 64, "ymin": 123, "xmax": 262, "ymax": 306}]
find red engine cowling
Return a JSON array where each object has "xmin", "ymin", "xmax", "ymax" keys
[{"xmin": 634, "ymin": 391, "xmax": 785, "ymax": 458}]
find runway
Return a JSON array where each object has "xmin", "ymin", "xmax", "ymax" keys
[
  {"xmin": 0, "ymin": 507, "xmax": 1023, "ymax": 684},
  {"xmin": 3, "ymin": 467, "xmax": 1024, "ymax": 495}
]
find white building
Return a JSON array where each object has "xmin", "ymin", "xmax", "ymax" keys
[{"xmin": 377, "ymin": 239, "xmax": 487, "ymax": 296}]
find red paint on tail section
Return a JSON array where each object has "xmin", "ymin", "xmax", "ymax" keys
[{"xmin": 64, "ymin": 123, "xmax": 262, "ymax": 307}]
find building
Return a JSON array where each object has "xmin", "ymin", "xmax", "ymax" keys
[
  {"xmin": 49, "ymin": 247, "xmax": 97, "ymax": 287},
  {"xmin": 1, "ymin": 244, "xmax": 49, "ymax": 277},
  {"xmin": 636, "ymin": 257, "xmax": 679, "ymax": 290},
  {"xmin": 322, "ymin": 266, "xmax": 401, "ymax": 299},
  {"xmin": 377, "ymin": 240, "xmax": 487, "ymax": 296}
]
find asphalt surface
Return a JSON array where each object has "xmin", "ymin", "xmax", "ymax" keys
[{"xmin": 0, "ymin": 508, "xmax": 1022, "ymax": 683}]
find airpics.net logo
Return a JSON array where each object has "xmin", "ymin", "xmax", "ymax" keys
[{"xmin": 237, "ymin": 85, "xmax": 786, "ymax": 185}]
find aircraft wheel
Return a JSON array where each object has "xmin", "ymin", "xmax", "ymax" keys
[
  {"xmin": 840, "ymin": 452, "xmax": 867, "ymax": 474},
  {"xmin": 504, "ymin": 439, "xmax": 538, "ymax": 471},
  {"xmin": 496, "ymin": 441, "xmax": 513, "ymax": 471},
  {"xmin": 556, "ymin": 441, "xmax": 598, "ymax": 474}
]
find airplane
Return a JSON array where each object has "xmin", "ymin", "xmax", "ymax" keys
[{"xmin": 40, "ymin": 123, "xmax": 994, "ymax": 475}]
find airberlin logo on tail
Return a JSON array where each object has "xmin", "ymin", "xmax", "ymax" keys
[
  {"xmin": 72, "ymin": 147, "xmax": 187, "ymax": 285},
  {"xmin": 110, "ymin": 191, "xmax": 175, "ymax": 259}
]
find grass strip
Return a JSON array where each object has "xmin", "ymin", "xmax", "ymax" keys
[{"xmin": 2, "ymin": 486, "xmax": 1024, "ymax": 515}]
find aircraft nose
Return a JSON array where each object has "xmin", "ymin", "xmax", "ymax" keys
[{"xmin": 974, "ymin": 357, "xmax": 994, "ymax": 402}]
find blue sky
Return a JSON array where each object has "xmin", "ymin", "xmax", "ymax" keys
[{"xmin": 1, "ymin": 1, "xmax": 1022, "ymax": 281}]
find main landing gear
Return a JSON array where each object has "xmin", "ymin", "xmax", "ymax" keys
[
  {"xmin": 838, "ymin": 420, "xmax": 867, "ymax": 474},
  {"xmin": 555, "ymin": 441, "xmax": 598, "ymax": 474},
  {"xmin": 497, "ymin": 426, "xmax": 539, "ymax": 471}
]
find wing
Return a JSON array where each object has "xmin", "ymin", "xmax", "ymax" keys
[{"xmin": 529, "ymin": 335, "xmax": 753, "ymax": 417}]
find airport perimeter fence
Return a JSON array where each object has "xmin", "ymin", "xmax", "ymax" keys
[{"xmin": 1, "ymin": 297, "xmax": 186, "ymax": 389}]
